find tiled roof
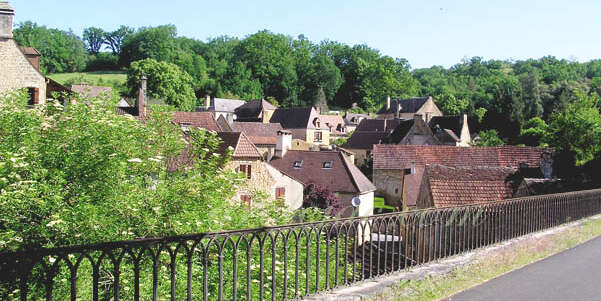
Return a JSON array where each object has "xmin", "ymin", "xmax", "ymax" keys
[
  {"xmin": 269, "ymin": 107, "xmax": 328, "ymax": 130},
  {"xmin": 344, "ymin": 113, "xmax": 370, "ymax": 126},
  {"xmin": 382, "ymin": 119, "xmax": 415, "ymax": 144},
  {"xmin": 376, "ymin": 97, "xmax": 429, "ymax": 114},
  {"xmin": 423, "ymin": 164, "xmax": 517, "ymax": 208},
  {"xmin": 172, "ymin": 112, "xmax": 221, "ymax": 132},
  {"xmin": 320, "ymin": 114, "xmax": 346, "ymax": 135},
  {"xmin": 71, "ymin": 84, "xmax": 112, "ymax": 98},
  {"xmin": 217, "ymin": 132, "xmax": 263, "ymax": 159},
  {"xmin": 344, "ymin": 131, "xmax": 389, "ymax": 150},
  {"xmin": 373, "ymin": 145, "xmax": 546, "ymax": 170},
  {"xmin": 230, "ymin": 122, "xmax": 283, "ymax": 145},
  {"xmin": 234, "ymin": 99, "xmax": 277, "ymax": 120},
  {"xmin": 355, "ymin": 119, "xmax": 402, "ymax": 132},
  {"xmin": 207, "ymin": 98, "xmax": 246, "ymax": 113},
  {"xmin": 18, "ymin": 46, "xmax": 40, "ymax": 55},
  {"xmin": 269, "ymin": 151, "xmax": 375, "ymax": 194}
]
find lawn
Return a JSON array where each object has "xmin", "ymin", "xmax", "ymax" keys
[{"xmin": 48, "ymin": 71, "xmax": 128, "ymax": 93}]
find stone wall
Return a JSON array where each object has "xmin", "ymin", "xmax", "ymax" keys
[
  {"xmin": 373, "ymin": 169, "xmax": 404, "ymax": 209},
  {"xmin": 0, "ymin": 39, "xmax": 46, "ymax": 102},
  {"xmin": 305, "ymin": 129, "xmax": 330, "ymax": 146}
]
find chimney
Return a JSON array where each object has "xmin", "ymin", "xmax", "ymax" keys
[
  {"xmin": 204, "ymin": 95, "xmax": 211, "ymax": 109},
  {"xmin": 386, "ymin": 96, "xmax": 391, "ymax": 110},
  {"xmin": 275, "ymin": 130, "xmax": 292, "ymax": 158},
  {"xmin": 383, "ymin": 119, "xmax": 387, "ymax": 132},
  {"xmin": 0, "ymin": 2, "xmax": 14, "ymax": 39},
  {"xmin": 459, "ymin": 114, "xmax": 471, "ymax": 146},
  {"xmin": 395, "ymin": 102, "xmax": 401, "ymax": 119},
  {"xmin": 137, "ymin": 75, "xmax": 147, "ymax": 117}
]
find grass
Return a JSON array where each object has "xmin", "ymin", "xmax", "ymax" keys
[
  {"xmin": 375, "ymin": 197, "xmax": 395, "ymax": 210},
  {"xmin": 370, "ymin": 216, "xmax": 601, "ymax": 301},
  {"xmin": 48, "ymin": 71, "xmax": 128, "ymax": 95}
]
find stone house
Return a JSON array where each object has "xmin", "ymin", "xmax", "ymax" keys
[
  {"xmin": 197, "ymin": 95, "xmax": 246, "ymax": 122},
  {"xmin": 372, "ymin": 145, "xmax": 551, "ymax": 210},
  {"xmin": 343, "ymin": 113, "xmax": 370, "ymax": 133},
  {"xmin": 234, "ymin": 99, "xmax": 277, "ymax": 123},
  {"xmin": 269, "ymin": 130, "xmax": 375, "ymax": 217},
  {"xmin": 343, "ymin": 118, "xmax": 401, "ymax": 166},
  {"xmin": 217, "ymin": 118, "xmax": 284, "ymax": 160},
  {"xmin": 0, "ymin": 2, "xmax": 46, "ymax": 104},
  {"xmin": 269, "ymin": 107, "xmax": 330, "ymax": 146},
  {"xmin": 376, "ymin": 96, "xmax": 442, "ymax": 121},
  {"xmin": 319, "ymin": 114, "xmax": 347, "ymax": 140},
  {"xmin": 416, "ymin": 164, "xmax": 519, "ymax": 209}
]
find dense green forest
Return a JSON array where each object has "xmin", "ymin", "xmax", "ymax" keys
[{"xmin": 12, "ymin": 22, "xmax": 601, "ymax": 152}]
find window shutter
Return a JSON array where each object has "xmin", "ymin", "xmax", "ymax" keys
[
  {"xmin": 247, "ymin": 164, "xmax": 252, "ymax": 179},
  {"xmin": 276, "ymin": 187, "xmax": 285, "ymax": 199},
  {"xmin": 33, "ymin": 88, "xmax": 39, "ymax": 104}
]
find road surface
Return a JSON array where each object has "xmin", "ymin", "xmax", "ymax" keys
[{"xmin": 445, "ymin": 235, "xmax": 601, "ymax": 301}]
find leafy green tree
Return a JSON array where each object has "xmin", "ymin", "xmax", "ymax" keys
[
  {"xmin": 519, "ymin": 117, "xmax": 548, "ymax": 146},
  {"xmin": 436, "ymin": 93, "xmax": 469, "ymax": 115},
  {"xmin": 314, "ymin": 87, "xmax": 328, "ymax": 113},
  {"xmin": 127, "ymin": 58, "xmax": 197, "ymax": 111},
  {"xmin": 13, "ymin": 21, "xmax": 88, "ymax": 73},
  {"xmin": 82, "ymin": 27, "xmax": 105, "ymax": 54},
  {"xmin": 521, "ymin": 70, "xmax": 544, "ymax": 118},
  {"xmin": 119, "ymin": 25, "xmax": 178, "ymax": 66},
  {"xmin": 544, "ymin": 92, "xmax": 601, "ymax": 166},
  {"xmin": 103, "ymin": 25, "xmax": 134, "ymax": 55},
  {"xmin": 473, "ymin": 129, "xmax": 504, "ymax": 146}
]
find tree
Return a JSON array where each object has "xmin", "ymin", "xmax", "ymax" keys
[
  {"xmin": 13, "ymin": 22, "xmax": 88, "ymax": 73},
  {"xmin": 103, "ymin": 25, "xmax": 134, "ymax": 55},
  {"xmin": 519, "ymin": 117, "xmax": 548, "ymax": 146},
  {"xmin": 544, "ymin": 92, "xmax": 601, "ymax": 167},
  {"xmin": 127, "ymin": 59, "xmax": 197, "ymax": 111},
  {"xmin": 473, "ymin": 129, "xmax": 504, "ymax": 146},
  {"xmin": 436, "ymin": 93, "xmax": 469, "ymax": 115},
  {"xmin": 119, "ymin": 25, "xmax": 178, "ymax": 66},
  {"xmin": 521, "ymin": 70, "xmax": 543, "ymax": 119},
  {"xmin": 303, "ymin": 184, "xmax": 341, "ymax": 217},
  {"xmin": 314, "ymin": 87, "xmax": 328, "ymax": 113},
  {"xmin": 82, "ymin": 27, "xmax": 105, "ymax": 54}
]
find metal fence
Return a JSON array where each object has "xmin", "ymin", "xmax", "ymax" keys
[{"xmin": 1, "ymin": 189, "xmax": 601, "ymax": 300}]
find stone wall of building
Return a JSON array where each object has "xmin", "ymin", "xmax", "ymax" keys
[
  {"xmin": 373, "ymin": 169, "xmax": 404, "ymax": 209},
  {"xmin": 306, "ymin": 129, "xmax": 330, "ymax": 146},
  {"xmin": 0, "ymin": 39, "xmax": 46, "ymax": 103}
]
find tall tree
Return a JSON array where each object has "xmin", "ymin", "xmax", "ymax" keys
[
  {"xmin": 103, "ymin": 25, "xmax": 134, "ymax": 55},
  {"xmin": 521, "ymin": 70, "xmax": 543, "ymax": 119},
  {"xmin": 119, "ymin": 25, "xmax": 178, "ymax": 66},
  {"xmin": 82, "ymin": 27, "xmax": 105, "ymax": 54}
]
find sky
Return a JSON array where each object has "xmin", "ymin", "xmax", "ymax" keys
[{"xmin": 9, "ymin": 0, "xmax": 601, "ymax": 69}]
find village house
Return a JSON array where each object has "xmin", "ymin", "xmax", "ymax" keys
[
  {"xmin": 416, "ymin": 164, "xmax": 519, "ymax": 209},
  {"xmin": 269, "ymin": 107, "xmax": 331, "ymax": 147},
  {"xmin": 217, "ymin": 118, "xmax": 284, "ymax": 160},
  {"xmin": 71, "ymin": 84, "xmax": 113, "ymax": 99},
  {"xmin": 269, "ymin": 130, "xmax": 375, "ymax": 217},
  {"xmin": 234, "ymin": 99, "xmax": 277, "ymax": 122},
  {"xmin": 372, "ymin": 145, "xmax": 552, "ymax": 210},
  {"xmin": 197, "ymin": 95, "xmax": 246, "ymax": 122},
  {"xmin": 343, "ymin": 118, "xmax": 402, "ymax": 166},
  {"xmin": 343, "ymin": 113, "xmax": 370, "ymax": 133},
  {"xmin": 319, "ymin": 114, "xmax": 347, "ymax": 140},
  {"xmin": 0, "ymin": 2, "xmax": 46, "ymax": 104},
  {"xmin": 376, "ymin": 96, "xmax": 443, "ymax": 121}
]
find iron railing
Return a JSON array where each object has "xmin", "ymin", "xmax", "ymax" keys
[{"xmin": 1, "ymin": 189, "xmax": 601, "ymax": 300}]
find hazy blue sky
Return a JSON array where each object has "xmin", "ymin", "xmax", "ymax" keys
[{"xmin": 9, "ymin": 0, "xmax": 601, "ymax": 69}]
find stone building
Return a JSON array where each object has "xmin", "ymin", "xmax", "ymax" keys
[
  {"xmin": 234, "ymin": 99, "xmax": 277, "ymax": 123},
  {"xmin": 376, "ymin": 96, "xmax": 442, "ymax": 121},
  {"xmin": 269, "ymin": 107, "xmax": 330, "ymax": 146},
  {"xmin": 343, "ymin": 113, "xmax": 370, "ymax": 133},
  {"xmin": 218, "ymin": 118, "xmax": 284, "ymax": 160},
  {"xmin": 198, "ymin": 95, "xmax": 245, "ymax": 122},
  {"xmin": 372, "ymin": 145, "xmax": 551, "ymax": 210},
  {"xmin": 319, "ymin": 114, "xmax": 347, "ymax": 140},
  {"xmin": 343, "ymin": 119, "xmax": 401, "ymax": 166},
  {"xmin": 0, "ymin": 2, "xmax": 46, "ymax": 104}
]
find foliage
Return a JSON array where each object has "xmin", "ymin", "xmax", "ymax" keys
[
  {"xmin": 519, "ymin": 117, "xmax": 548, "ymax": 146},
  {"xmin": 473, "ymin": 129, "xmax": 504, "ymax": 146},
  {"xmin": 127, "ymin": 58, "xmax": 197, "ymax": 111},
  {"xmin": 332, "ymin": 137, "xmax": 348, "ymax": 147},
  {"xmin": 82, "ymin": 27, "xmax": 105, "ymax": 54},
  {"xmin": 103, "ymin": 25, "xmax": 134, "ymax": 55},
  {"xmin": 13, "ymin": 21, "xmax": 88, "ymax": 73},
  {"xmin": 436, "ymin": 93, "xmax": 469, "ymax": 115},
  {"xmin": 303, "ymin": 183, "xmax": 341, "ymax": 216},
  {"xmin": 544, "ymin": 92, "xmax": 601, "ymax": 166},
  {"xmin": 119, "ymin": 25, "xmax": 178, "ymax": 66},
  {"xmin": 85, "ymin": 52, "xmax": 120, "ymax": 71}
]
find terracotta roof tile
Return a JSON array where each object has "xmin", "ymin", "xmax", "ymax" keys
[
  {"xmin": 230, "ymin": 122, "xmax": 283, "ymax": 145},
  {"xmin": 217, "ymin": 132, "xmax": 262, "ymax": 159},
  {"xmin": 172, "ymin": 112, "xmax": 221, "ymax": 132},
  {"xmin": 71, "ymin": 84, "xmax": 112, "ymax": 98},
  {"xmin": 376, "ymin": 97, "xmax": 429, "ymax": 114}
]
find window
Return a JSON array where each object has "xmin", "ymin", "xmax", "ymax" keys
[
  {"xmin": 27, "ymin": 88, "xmax": 39, "ymax": 106},
  {"xmin": 239, "ymin": 164, "xmax": 252, "ymax": 179},
  {"xmin": 323, "ymin": 161, "xmax": 333, "ymax": 169},
  {"xmin": 293, "ymin": 160, "xmax": 303, "ymax": 168},
  {"xmin": 314, "ymin": 131, "xmax": 323, "ymax": 142},
  {"xmin": 275, "ymin": 187, "xmax": 286, "ymax": 200},
  {"xmin": 240, "ymin": 194, "xmax": 251, "ymax": 209}
]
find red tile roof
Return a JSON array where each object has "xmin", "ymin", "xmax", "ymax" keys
[
  {"xmin": 217, "ymin": 132, "xmax": 263, "ymax": 159},
  {"xmin": 422, "ymin": 164, "xmax": 517, "ymax": 208},
  {"xmin": 71, "ymin": 84, "xmax": 112, "ymax": 98},
  {"xmin": 172, "ymin": 112, "xmax": 221, "ymax": 132},
  {"xmin": 269, "ymin": 150, "xmax": 375, "ymax": 194},
  {"xmin": 373, "ymin": 145, "xmax": 546, "ymax": 170},
  {"xmin": 320, "ymin": 114, "xmax": 345, "ymax": 135},
  {"xmin": 230, "ymin": 122, "xmax": 283, "ymax": 145}
]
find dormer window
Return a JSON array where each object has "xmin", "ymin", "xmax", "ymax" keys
[
  {"xmin": 293, "ymin": 160, "xmax": 303, "ymax": 168},
  {"xmin": 323, "ymin": 161, "xmax": 333, "ymax": 169},
  {"xmin": 313, "ymin": 117, "xmax": 321, "ymax": 128}
]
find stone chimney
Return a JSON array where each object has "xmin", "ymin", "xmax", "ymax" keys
[
  {"xmin": 459, "ymin": 114, "xmax": 471, "ymax": 146},
  {"xmin": 275, "ymin": 130, "xmax": 292, "ymax": 158},
  {"xmin": 0, "ymin": 2, "xmax": 14, "ymax": 39},
  {"xmin": 137, "ymin": 75, "xmax": 147, "ymax": 117},
  {"xmin": 395, "ymin": 102, "xmax": 402, "ymax": 119},
  {"xmin": 386, "ymin": 96, "xmax": 391, "ymax": 110},
  {"xmin": 204, "ymin": 95, "xmax": 211, "ymax": 110}
]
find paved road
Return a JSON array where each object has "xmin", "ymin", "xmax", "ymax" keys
[{"xmin": 445, "ymin": 235, "xmax": 601, "ymax": 301}]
